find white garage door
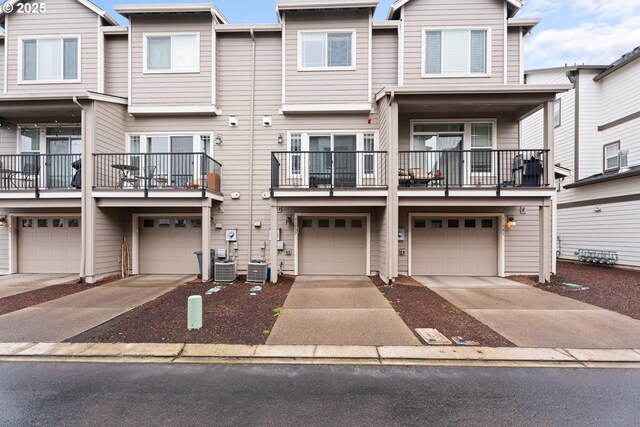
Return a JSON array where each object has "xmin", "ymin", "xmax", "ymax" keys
[
  {"xmin": 411, "ymin": 217, "xmax": 498, "ymax": 276},
  {"xmin": 299, "ymin": 217, "xmax": 367, "ymax": 276},
  {"xmin": 18, "ymin": 217, "xmax": 81, "ymax": 273},
  {"xmin": 139, "ymin": 217, "xmax": 202, "ymax": 274}
]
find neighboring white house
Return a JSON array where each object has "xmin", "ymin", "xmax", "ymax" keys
[{"xmin": 522, "ymin": 47, "xmax": 640, "ymax": 268}]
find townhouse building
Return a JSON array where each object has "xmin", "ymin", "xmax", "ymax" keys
[
  {"xmin": 0, "ymin": 0, "xmax": 568, "ymax": 284},
  {"xmin": 522, "ymin": 47, "xmax": 640, "ymax": 268}
]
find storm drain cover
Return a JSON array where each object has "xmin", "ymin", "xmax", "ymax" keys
[{"xmin": 416, "ymin": 328, "xmax": 452, "ymax": 346}]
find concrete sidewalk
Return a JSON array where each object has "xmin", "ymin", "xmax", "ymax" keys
[
  {"xmin": 0, "ymin": 274, "xmax": 78, "ymax": 299},
  {"xmin": 0, "ymin": 275, "xmax": 191, "ymax": 343},
  {"xmin": 417, "ymin": 276, "xmax": 640, "ymax": 349},
  {"xmin": 267, "ymin": 276, "xmax": 421, "ymax": 346}
]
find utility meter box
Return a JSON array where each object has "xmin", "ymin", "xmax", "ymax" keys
[{"xmin": 225, "ymin": 229, "xmax": 237, "ymax": 242}]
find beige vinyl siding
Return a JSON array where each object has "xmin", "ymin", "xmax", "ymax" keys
[
  {"xmin": 94, "ymin": 101, "xmax": 126, "ymax": 153},
  {"xmin": 130, "ymin": 14, "xmax": 213, "ymax": 106},
  {"xmin": 402, "ymin": 0, "xmax": 506, "ymax": 85},
  {"xmin": 560, "ymin": 176, "xmax": 640, "ymax": 205},
  {"xmin": 558, "ymin": 199, "xmax": 640, "ymax": 267},
  {"xmin": 0, "ymin": 40, "xmax": 4, "ymax": 92},
  {"xmin": 6, "ymin": 0, "xmax": 100, "ymax": 93},
  {"xmin": 0, "ymin": 125, "xmax": 17, "ymax": 153},
  {"xmin": 284, "ymin": 10, "xmax": 370, "ymax": 105},
  {"xmin": 600, "ymin": 58, "xmax": 640, "ymax": 125},
  {"xmin": 506, "ymin": 27, "xmax": 520, "ymax": 84},
  {"xmin": 398, "ymin": 113, "xmax": 520, "ymax": 151},
  {"xmin": 93, "ymin": 207, "xmax": 126, "ymax": 276},
  {"xmin": 104, "ymin": 34, "xmax": 128, "ymax": 98},
  {"xmin": 398, "ymin": 206, "xmax": 539, "ymax": 275},
  {"xmin": 576, "ymin": 71, "xmax": 602, "ymax": 179},
  {"xmin": 372, "ymin": 29, "xmax": 398, "ymax": 95}
]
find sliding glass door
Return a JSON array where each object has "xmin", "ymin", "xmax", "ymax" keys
[{"xmin": 46, "ymin": 132, "xmax": 81, "ymax": 189}]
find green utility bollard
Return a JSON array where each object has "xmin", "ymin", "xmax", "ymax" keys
[{"xmin": 187, "ymin": 295, "xmax": 203, "ymax": 331}]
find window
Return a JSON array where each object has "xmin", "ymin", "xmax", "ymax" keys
[
  {"xmin": 481, "ymin": 219, "xmax": 494, "ymax": 228},
  {"xmin": 175, "ymin": 219, "xmax": 187, "ymax": 228},
  {"xmin": 191, "ymin": 219, "xmax": 202, "ymax": 228},
  {"xmin": 53, "ymin": 219, "xmax": 64, "ymax": 228},
  {"xmin": 554, "ymin": 99, "xmax": 561, "ymax": 128},
  {"xmin": 302, "ymin": 219, "xmax": 313, "ymax": 228},
  {"xmin": 423, "ymin": 29, "xmax": 488, "ymax": 76},
  {"xmin": 290, "ymin": 134, "xmax": 302, "ymax": 175},
  {"xmin": 21, "ymin": 37, "xmax": 79, "ymax": 82},
  {"xmin": 414, "ymin": 219, "xmax": 426, "ymax": 228},
  {"xmin": 448, "ymin": 219, "xmax": 459, "ymax": 228},
  {"xmin": 68, "ymin": 219, "xmax": 80, "ymax": 228},
  {"xmin": 143, "ymin": 219, "xmax": 155, "ymax": 228},
  {"xmin": 158, "ymin": 219, "xmax": 171, "ymax": 228},
  {"xmin": 351, "ymin": 219, "xmax": 363, "ymax": 228},
  {"xmin": 470, "ymin": 123, "xmax": 494, "ymax": 173},
  {"xmin": 318, "ymin": 219, "xmax": 330, "ymax": 228},
  {"xmin": 431, "ymin": 219, "xmax": 443, "ymax": 229},
  {"xmin": 145, "ymin": 34, "xmax": 199, "ymax": 73},
  {"xmin": 604, "ymin": 142, "xmax": 620, "ymax": 171},
  {"xmin": 364, "ymin": 133, "xmax": 375, "ymax": 175},
  {"xmin": 22, "ymin": 219, "xmax": 33, "ymax": 228},
  {"xmin": 20, "ymin": 128, "xmax": 40, "ymax": 153},
  {"xmin": 335, "ymin": 219, "xmax": 347, "ymax": 228},
  {"xmin": 37, "ymin": 219, "xmax": 48, "ymax": 228},
  {"xmin": 299, "ymin": 31, "xmax": 354, "ymax": 70},
  {"xmin": 465, "ymin": 219, "xmax": 477, "ymax": 228}
]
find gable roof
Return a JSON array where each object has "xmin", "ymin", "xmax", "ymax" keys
[
  {"xmin": 388, "ymin": 0, "xmax": 524, "ymax": 20},
  {"xmin": 275, "ymin": 0, "xmax": 378, "ymax": 13},
  {"xmin": 114, "ymin": 3, "xmax": 229, "ymax": 24},
  {"xmin": 594, "ymin": 46, "xmax": 640, "ymax": 82},
  {"xmin": 0, "ymin": 0, "xmax": 118, "ymax": 26}
]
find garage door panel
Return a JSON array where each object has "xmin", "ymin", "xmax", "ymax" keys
[
  {"xmin": 299, "ymin": 217, "xmax": 366, "ymax": 276},
  {"xmin": 139, "ymin": 217, "xmax": 201, "ymax": 275},
  {"xmin": 412, "ymin": 216, "xmax": 498, "ymax": 276},
  {"xmin": 18, "ymin": 217, "xmax": 81, "ymax": 274}
]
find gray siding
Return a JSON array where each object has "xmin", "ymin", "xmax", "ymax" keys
[
  {"xmin": 0, "ymin": 125, "xmax": 17, "ymax": 153},
  {"xmin": 6, "ymin": 0, "xmax": 100, "ymax": 93},
  {"xmin": 0, "ymin": 40, "xmax": 4, "ymax": 92},
  {"xmin": 284, "ymin": 10, "xmax": 370, "ymax": 105},
  {"xmin": 104, "ymin": 34, "xmax": 128, "ymax": 98},
  {"xmin": 372, "ymin": 29, "xmax": 398, "ymax": 95},
  {"xmin": 402, "ymin": 0, "xmax": 506, "ymax": 85},
  {"xmin": 0, "ymin": 220, "xmax": 8, "ymax": 273},
  {"xmin": 506, "ymin": 27, "xmax": 520, "ymax": 84},
  {"xmin": 93, "ymin": 207, "xmax": 126, "ymax": 276},
  {"xmin": 130, "ymin": 14, "xmax": 213, "ymax": 106},
  {"xmin": 94, "ymin": 101, "xmax": 127, "ymax": 153}
]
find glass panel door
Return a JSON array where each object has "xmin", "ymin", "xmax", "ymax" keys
[
  {"xmin": 436, "ymin": 135, "xmax": 463, "ymax": 187},
  {"xmin": 171, "ymin": 136, "xmax": 194, "ymax": 187},
  {"xmin": 309, "ymin": 136, "xmax": 331, "ymax": 187},
  {"xmin": 47, "ymin": 137, "xmax": 72, "ymax": 188},
  {"xmin": 333, "ymin": 135, "xmax": 357, "ymax": 187}
]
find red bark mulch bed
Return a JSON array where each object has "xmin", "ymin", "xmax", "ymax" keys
[
  {"xmin": 509, "ymin": 261, "xmax": 640, "ymax": 321},
  {"xmin": 67, "ymin": 275, "xmax": 295, "ymax": 345},
  {"xmin": 371, "ymin": 276, "xmax": 515, "ymax": 347},
  {"xmin": 0, "ymin": 275, "xmax": 121, "ymax": 317}
]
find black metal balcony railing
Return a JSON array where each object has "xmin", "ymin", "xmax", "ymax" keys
[
  {"xmin": 398, "ymin": 149, "xmax": 550, "ymax": 195},
  {"xmin": 93, "ymin": 153, "xmax": 222, "ymax": 198},
  {"xmin": 271, "ymin": 151, "xmax": 388, "ymax": 193},
  {"xmin": 0, "ymin": 153, "xmax": 82, "ymax": 197}
]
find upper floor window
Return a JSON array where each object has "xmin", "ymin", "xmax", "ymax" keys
[
  {"xmin": 423, "ymin": 29, "xmax": 489, "ymax": 77},
  {"xmin": 299, "ymin": 31, "xmax": 355, "ymax": 71},
  {"xmin": 144, "ymin": 34, "xmax": 199, "ymax": 73},
  {"xmin": 554, "ymin": 99, "xmax": 562, "ymax": 128},
  {"xmin": 21, "ymin": 36, "xmax": 80, "ymax": 83},
  {"xmin": 603, "ymin": 141, "xmax": 620, "ymax": 172}
]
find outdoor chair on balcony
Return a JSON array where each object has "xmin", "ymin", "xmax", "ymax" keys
[
  {"xmin": 399, "ymin": 169, "xmax": 413, "ymax": 187},
  {"xmin": 15, "ymin": 162, "xmax": 40, "ymax": 189},
  {"xmin": 134, "ymin": 165, "xmax": 157, "ymax": 189}
]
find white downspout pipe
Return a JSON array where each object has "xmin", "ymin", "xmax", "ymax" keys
[{"xmin": 247, "ymin": 29, "xmax": 256, "ymax": 263}]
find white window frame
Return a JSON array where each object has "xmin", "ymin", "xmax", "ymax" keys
[
  {"xmin": 603, "ymin": 141, "xmax": 620, "ymax": 172},
  {"xmin": 421, "ymin": 27, "xmax": 491, "ymax": 78},
  {"xmin": 286, "ymin": 131, "xmax": 378, "ymax": 187},
  {"xmin": 297, "ymin": 30, "xmax": 357, "ymax": 72},
  {"xmin": 554, "ymin": 99, "xmax": 562, "ymax": 128},
  {"xmin": 18, "ymin": 35, "xmax": 82, "ymax": 84},
  {"xmin": 143, "ymin": 33, "xmax": 201, "ymax": 74}
]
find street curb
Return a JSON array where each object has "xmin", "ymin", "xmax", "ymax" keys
[{"xmin": 1, "ymin": 343, "xmax": 640, "ymax": 368}]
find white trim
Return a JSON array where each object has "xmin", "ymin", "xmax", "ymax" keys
[
  {"xmin": 273, "ymin": 190, "xmax": 388, "ymax": 198},
  {"xmin": 281, "ymin": 103, "xmax": 372, "ymax": 114},
  {"xmin": 98, "ymin": 16, "xmax": 105, "ymax": 93},
  {"xmin": 3, "ymin": 14, "xmax": 8, "ymax": 93},
  {"xmin": 503, "ymin": 2, "xmax": 508, "ymax": 85},
  {"xmin": 421, "ymin": 27, "xmax": 492, "ymax": 79},
  {"xmin": 372, "ymin": 21, "xmax": 400, "ymax": 29},
  {"xmin": 143, "ymin": 32, "xmax": 201, "ymax": 74},
  {"xmin": 127, "ymin": 24, "xmax": 132, "ymax": 106},
  {"xmin": 131, "ymin": 212, "xmax": 203, "ymax": 275},
  {"xmin": 281, "ymin": 13, "xmax": 286, "ymax": 105},
  {"xmin": 407, "ymin": 212, "xmax": 505, "ymax": 277},
  {"xmin": 297, "ymin": 29, "xmax": 357, "ymax": 72},
  {"xmin": 293, "ymin": 213, "xmax": 371, "ymax": 276},
  {"xmin": 128, "ymin": 105, "xmax": 221, "ymax": 115},
  {"xmin": 398, "ymin": 7, "xmax": 404, "ymax": 86},
  {"xmin": 0, "ymin": 0, "xmax": 118, "ymax": 26},
  {"xmin": 368, "ymin": 10, "xmax": 373, "ymax": 103},
  {"xmin": 410, "ymin": 118, "xmax": 497, "ymax": 150},
  {"xmin": 86, "ymin": 92, "xmax": 128, "ymax": 105},
  {"xmin": 17, "ymin": 35, "xmax": 82, "ymax": 85},
  {"xmin": 212, "ymin": 21, "xmax": 217, "ymax": 106}
]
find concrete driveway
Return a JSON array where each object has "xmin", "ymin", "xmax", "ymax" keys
[
  {"xmin": 416, "ymin": 276, "xmax": 640, "ymax": 349},
  {"xmin": 267, "ymin": 276, "xmax": 421, "ymax": 346},
  {"xmin": 0, "ymin": 275, "xmax": 191, "ymax": 343},
  {"xmin": 0, "ymin": 274, "xmax": 78, "ymax": 299}
]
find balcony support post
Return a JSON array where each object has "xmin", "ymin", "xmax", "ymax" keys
[
  {"xmin": 270, "ymin": 203, "xmax": 279, "ymax": 283},
  {"xmin": 538, "ymin": 202, "xmax": 552, "ymax": 284},
  {"xmin": 202, "ymin": 204, "xmax": 212, "ymax": 282},
  {"xmin": 543, "ymin": 101, "xmax": 556, "ymax": 186},
  {"xmin": 387, "ymin": 97, "xmax": 399, "ymax": 281}
]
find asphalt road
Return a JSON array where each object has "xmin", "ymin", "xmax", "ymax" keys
[{"xmin": 1, "ymin": 363, "xmax": 639, "ymax": 426}]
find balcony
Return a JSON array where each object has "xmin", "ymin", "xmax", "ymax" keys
[
  {"xmin": 271, "ymin": 151, "xmax": 388, "ymax": 197},
  {"xmin": 0, "ymin": 153, "xmax": 81, "ymax": 198},
  {"xmin": 93, "ymin": 153, "xmax": 222, "ymax": 199},
  {"xmin": 398, "ymin": 149, "xmax": 550, "ymax": 196}
]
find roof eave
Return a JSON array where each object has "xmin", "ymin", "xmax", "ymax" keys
[
  {"xmin": 276, "ymin": 0, "xmax": 378, "ymax": 14},
  {"xmin": 389, "ymin": 0, "xmax": 523, "ymax": 20},
  {"xmin": 114, "ymin": 3, "xmax": 228, "ymax": 23}
]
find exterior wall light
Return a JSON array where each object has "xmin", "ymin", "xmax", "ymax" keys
[
  {"xmin": 0, "ymin": 215, "xmax": 7, "ymax": 227},
  {"xmin": 215, "ymin": 134, "xmax": 222, "ymax": 145},
  {"xmin": 506, "ymin": 216, "xmax": 517, "ymax": 228},
  {"xmin": 277, "ymin": 133, "xmax": 284, "ymax": 144}
]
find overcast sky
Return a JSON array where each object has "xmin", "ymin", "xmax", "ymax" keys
[{"xmin": 97, "ymin": 0, "xmax": 640, "ymax": 70}]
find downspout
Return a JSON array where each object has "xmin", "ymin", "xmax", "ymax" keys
[
  {"xmin": 247, "ymin": 29, "xmax": 256, "ymax": 262},
  {"xmin": 73, "ymin": 96, "xmax": 86, "ymax": 283}
]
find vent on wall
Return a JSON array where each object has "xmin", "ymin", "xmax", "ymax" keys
[{"xmin": 214, "ymin": 261, "xmax": 237, "ymax": 282}]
